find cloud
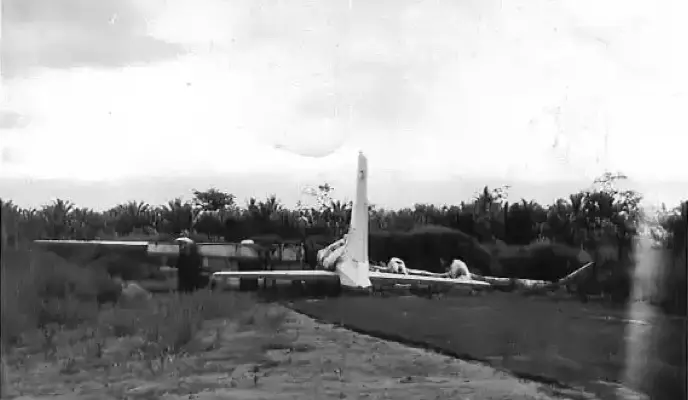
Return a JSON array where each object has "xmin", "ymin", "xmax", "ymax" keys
[
  {"xmin": 0, "ymin": 146, "xmax": 21, "ymax": 165},
  {"xmin": 142, "ymin": 0, "xmax": 470, "ymax": 140},
  {"xmin": 1, "ymin": 0, "xmax": 184, "ymax": 78},
  {"xmin": 0, "ymin": 110, "xmax": 29, "ymax": 130},
  {"xmin": 1, "ymin": 0, "xmax": 686, "ymax": 186}
]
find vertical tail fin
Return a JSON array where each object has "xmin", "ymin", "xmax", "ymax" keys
[
  {"xmin": 336, "ymin": 152, "xmax": 372, "ymax": 288},
  {"xmin": 348, "ymin": 152, "xmax": 369, "ymax": 263}
]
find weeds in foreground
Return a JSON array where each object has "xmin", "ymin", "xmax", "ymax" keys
[{"xmin": 1, "ymin": 249, "xmax": 289, "ymax": 397}]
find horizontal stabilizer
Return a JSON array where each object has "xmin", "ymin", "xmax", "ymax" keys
[
  {"xmin": 369, "ymin": 271, "xmax": 491, "ymax": 287},
  {"xmin": 473, "ymin": 261, "xmax": 596, "ymax": 290}
]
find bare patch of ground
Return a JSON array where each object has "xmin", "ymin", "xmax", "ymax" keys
[{"xmin": 5, "ymin": 306, "xmax": 602, "ymax": 400}]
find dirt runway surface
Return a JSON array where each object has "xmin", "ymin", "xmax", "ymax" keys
[{"xmin": 5, "ymin": 307, "xmax": 604, "ymax": 400}]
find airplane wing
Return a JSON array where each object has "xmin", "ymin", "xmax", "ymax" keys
[
  {"xmin": 212, "ymin": 270, "xmax": 339, "ymax": 281},
  {"xmin": 471, "ymin": 261, "xmax": 596, "ymax": 290},
  {"xmin": 369, "ymin": 271, "xmax": 491, "ymax": 287},
  {"xmin": 34, "ymin": 239, "xmax": 150, "ymax": 248},
  {"xmin": 34, "ymin": 239, "xmax": 269, "ymax": 259},
  {"xmin": 33, "ymin": 239, "xmax": 152, "ymax": 258}
]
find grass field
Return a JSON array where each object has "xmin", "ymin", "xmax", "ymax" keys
[
  {"xmin": 76, "ymin": 276, "xmax": 687, "ymax": 400},
  {"xmin": 2, "ymin": 249, "xmax": 599, "ymax": 400},
  {"xmin": 290, "ymin": 293, "xmax": 686, "ymax": 400},
  {"xmin": 2, "ymin": 292, "xmax": 593, "ymax": 400},
  {"xmin": 3, "ymin": 248, "xmax": 684, "ymax": 399}
]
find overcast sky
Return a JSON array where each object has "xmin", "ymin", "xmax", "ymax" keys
[{"xmin": 1, "ymin": 0, "xmax": 686, "ymax": 209}]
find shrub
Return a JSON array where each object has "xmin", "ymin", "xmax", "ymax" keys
[
  {"xmin": 494, "ymin": 242, "xmax": 591, "ymax": 281},
  {"xmin": 86, "ymin": 254, "xmax": 162, "ymax": 281},
  {"xmin": 369, "ymin": 226, "xmax": 496, "ymax": 275},
  {"xmin": 1, "ymin": 250, "xmax": 107, "ymax": 343},
  {"xmin": 1, "ymin": 248, "xmax": 286, "ymax": 344},
  {"xmin": 1, "ymin": 247, "xmax": 287, "ymax": 393},
  {"xmin": 95, "ymin": 290, "xmax": 277, "ymax": 359}
]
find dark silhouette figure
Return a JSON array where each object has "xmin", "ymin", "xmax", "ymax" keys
[{"xmin": 176, "ymin": 240, "xmax": 203, "ymax": 293}]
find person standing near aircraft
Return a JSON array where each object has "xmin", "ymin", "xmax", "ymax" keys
[{"xmin": 175, "ymin": 236, "xmax": 203, "ymax": 292}]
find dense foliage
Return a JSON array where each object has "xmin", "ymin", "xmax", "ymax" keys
[{"xmin": 1, "ymin": 173, "xmax": 686, "ymax": 314}]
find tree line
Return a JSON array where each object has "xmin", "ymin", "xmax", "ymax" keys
[
  {"xmin": 2, "ymin": 173, "xmax": 686, "ymax": 312},
  {"xmin": 1, "ymin": 173, "xmax": 684, "ymax": 251}
]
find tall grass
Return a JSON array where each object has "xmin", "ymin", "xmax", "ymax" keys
[{"xmin": 0, "ymin": 247, "xmax": 286, "ymax": 397}]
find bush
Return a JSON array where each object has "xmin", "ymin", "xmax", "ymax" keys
[
  {"xmin": 369, "ymin": 226, "xmax": 496, "ymax": 275},
  {"xmin": 1, "ymin": 248, "xmax": 287, "ymax": 377},
  {"xmin": 95, "ymin": 289, "xmax": 284, "ymax": 358},
  {"xmin": 301, "ymin": 226, "xmax": 496, "ymax": 274},
  {"xmin": 1, "ymin": 250, "xmax": 108, "ymax": 344},
  {"xmin": 85, "ymin": 254, "xmax": 162, "ymax": 281},
  {"xmin": 35, "ymin": 240, "xmax": 168, "ymax": 281},
  {"xmin": 495, "ymin": 242, "xmax": 589, "ymax": 281}
]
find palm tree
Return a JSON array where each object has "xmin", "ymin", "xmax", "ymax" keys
[
  {"xmin": 41, "ymin": 199, "xmax": 75, "ymax": 239},
  {"xmin": 259, "ymin": 195, "xmax": 283, "ymax": 220},
  {"xmin": 473, "ymin": 186, "xmax": 506, "ymax": 242},
  {"xmin": 390, "ymin": 208, "xmax": 415, "ymax": 231},
  {"xmin": 505, "ymin": 199, "xmax": 543, "ymax": 245},
  {"xmin": 17, "ymin": 207, "xmax": 45, "ymax": 242},
  {"xmin": 543, "ymin": 198, "xmax": 573, "ymax": 244},
  {"xmin": 110, "ymin": 201, "xmax": 151, "ymax": 236},
  {"xmin": 0, "ymin": 212, "xmax": 6, "ymax": 249},
  {"xmin": 323, "ymin": 200, "xmax": 351, "ymax": 237},
  {"xmin": 243, "ymin": 195, "xmax": 285, "ymax": 237},
  {"xmin": 71, "ymin": 207, "xmax": 109, "ymax": 239},
  {"xmin": 0, "ymin": 199, "xmax": 21, "ymax": 248},
  {"xmin": 246, "ymin": 197, "xmax": 263, "ymax": 220},
  {"xmin": 161, "ymin": 198, "xmax": 194, "ymax": 235}
]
